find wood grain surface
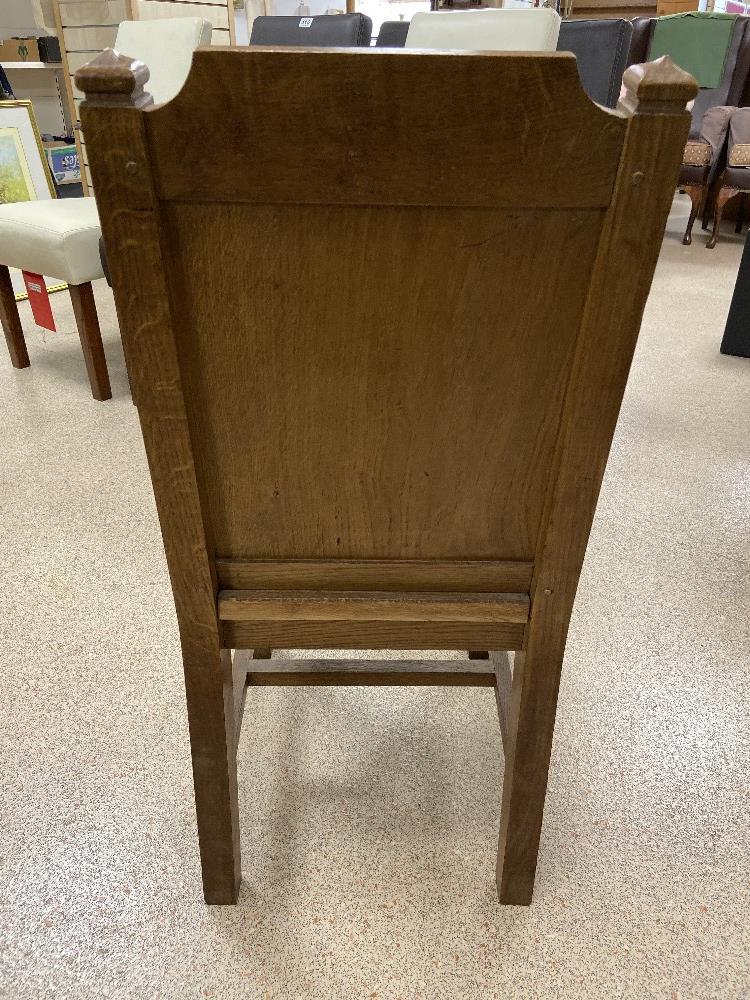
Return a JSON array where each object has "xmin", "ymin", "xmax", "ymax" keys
[
  {"xmin": 76, "ymin": 48, "xmax": 696, "ymax": 907},
  {"xmin": 146, "ymin": 48, "xmax": 626, "ymax": 207}
]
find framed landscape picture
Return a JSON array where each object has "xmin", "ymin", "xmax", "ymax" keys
[{"xmin": 0, "ymin": 99, "xmax": 63, "ymax": 299}]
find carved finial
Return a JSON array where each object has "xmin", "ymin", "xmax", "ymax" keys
[
  {"xmin": 619, "ymin": 56, "xmax": 698, "ymax": 117},
  {"xmin": 75, "ymin": 48, "xmax": 153, "ymax": 109}
]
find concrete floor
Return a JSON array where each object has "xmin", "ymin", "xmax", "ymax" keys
[{"xmin": 1, "ymin": 196, "xmax": 748, "ymax": 999}]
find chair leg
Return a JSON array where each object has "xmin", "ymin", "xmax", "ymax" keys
[
  {"xmin": 682, "ymin": 184, "xmax": 705, "ymax": 246},
  {"xmin": 0, "ymin": 264, "xmax": 30, "ymax": 369},
  {"xmin": 186, "ymin": 646, "xmax": 242, "ymax": 904},
  {"xmin": 495, "ymin": 640, "xmax": 565, "ymax": 905},
  {"xmin": 69, "ymin": 281, "xmax": 112, "ymax": 400},
  {"xmin": 735, "ymin": 192, "xmax": 746, "ymax": 234},
  {"xmin": 707, "ymin": 186, "xmax": 741, "ymax": 249}
]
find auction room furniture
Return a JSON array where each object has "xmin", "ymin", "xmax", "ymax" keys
[
  {"xmin": 627, "ymin": 13, "xmax": 750, "ymax": 244},
  {"xmin": 250, "ymin": 13, "xmax": 373, "ymax": 46},
  {"xmin": 706, "ymin": 106, "xmax": 750, "ymax": 248},
  {"xmin": 720, "ymin": 219, "xmax": 750, "ymax": 357},
  {"xmin": 0, "ymin": 16, "xmax": 211, "ymax": 400},
  {"xmin": 557, "ymin": 19, "xmax": 633, "ymax": 108},
  {"xmin": 405, "ymin": 8, "xmax": 561, "ymax": 49},
  {"xmin": 76, "ymin": 46, "xmax": 696, "ymax": 905},
  {"xmin": 376, "ymin": 20, "xmax": 409, "ymax": 47},
  {"xmin": 54, "ymin": 0, "xmax": 234, "ymax": 194}
]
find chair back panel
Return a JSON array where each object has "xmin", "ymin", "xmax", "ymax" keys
[
  {"xmin": 77, "ymin": 48, "xmax": 695, "ymax": 633},
  {"xmin": 163, "ymin": 200, "xmax": 602, "ymax": 560},
  {"xmin": 114, "ymin": 17, "xmax": 212, "ymax": 104},
  {"xmin": 557, "ymin": 18, "xmax": 633, "ymax": 108},
  {"xmin": 405, "ymin": 9, "xmax": 561, "ymax": 51},
  {"xmin": 145, "ymin": 50, "xmax": 624, "ymax": 206},
  {"xmin": 249, "ymin": 14, "xmax": 373, "ymax": 47},
  {"xmin": 122, "ymin": 49, "xmax": 625, "ymax": 564}
]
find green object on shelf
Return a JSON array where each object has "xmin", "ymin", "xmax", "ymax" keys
[{"xmin": 649, "ymin": 12, "xmax": 736, "ymax": 89}]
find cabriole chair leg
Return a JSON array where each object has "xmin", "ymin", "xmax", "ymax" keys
[
  {"xmin": 0, "ymin": 264, "xmax": 30, "ymax": 369},
  {"xmin": 707, "ymin": 186, "xmax": 741, "ymax": 249},
  {"xmin": 682, "ymin": 184, "xmax": 705, "ymax": 246}
]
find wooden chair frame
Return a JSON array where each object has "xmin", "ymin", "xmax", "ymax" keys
[{"xmin": 75, "ymin": 47, "xmax": 695, "ymax": 905}]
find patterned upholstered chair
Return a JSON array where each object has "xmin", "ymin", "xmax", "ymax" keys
[
  {"xmin": 706, "ymin": 107, "xmax": 750, "ymax": 248},
  {"xmin": 627, "ymin": 15, "xmax": 750, "ymax": 246}
]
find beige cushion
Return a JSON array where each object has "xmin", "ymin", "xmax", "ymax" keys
[
  {"xmin": 405, "ymin": 9, "xmax": 561, "ymax": 52},
  {"xmin": 728, "ymin": 107, "xmax": 750, "ymax": 167},
  {"xmin": 115, "ymin": 17, "xmax": 213, "ymax": 105},
  {"xmin": 0, "ymin": 198, "xmax": 102, "ymax": 284},
  {"xmin": 729, "ymin": 143, "xmax": 750, "ymax": 167},
  {"xmin": 683, "ymin": 139, "xmax": 712, "ymax": 167}
]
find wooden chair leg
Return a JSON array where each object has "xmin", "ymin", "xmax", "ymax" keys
[
  {"xmin": 0, "ymin": 264, "xmax": 30, "ymax": 369},
  {"xmin": 707, "ymin": 186, "xmax": 741, "ymax": 249},
  {"xmin": 495, "ymin": 638, "xmax": 565, "ymax": 905},
  {"xmin": 187, "ymin": 646, "xmax": 242, "ymax": 904},
  {"xmin": 69, "ymin": 281, "xmax": 112, "ymax": 400},
  {"xmin": 735, "ymin": 192, "xmax": 746, "ymax": 234},
  {"xmin": 682, "ymin": 184, "xmax": 705, "ymax": 246}
]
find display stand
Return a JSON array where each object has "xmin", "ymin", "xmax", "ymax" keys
[{"xmin": 720, "ymin": 227, "xmax": 750, "ymax": 358}]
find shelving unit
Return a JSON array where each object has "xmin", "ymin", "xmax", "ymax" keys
[
  {"xmin": 1, "ymin": 61, "xmax": 63, "ymax": 70},
  {"xmin": 1, "ymin": 61, "xmax": 74, "ymax": 137}
]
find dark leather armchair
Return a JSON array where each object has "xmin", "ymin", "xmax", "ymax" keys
[
  {"xmin": 557, "ymin": 19, "xmax": 632, "ymax": 109},
  {"xmin": 376, "ymin": 21, "xmax": 409, "ymax": 47},
  {"xmin": 706, "ymin": 107, "xmax": 750, "ymax": 247},
  {"xmin": 628, "ymin": 15, "xmax": 750, "ymax": 246},
  {"xmin": 249, "ymin": 13, "xmax": 372, "ymax": 47}
]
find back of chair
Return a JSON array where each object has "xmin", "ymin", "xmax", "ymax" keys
[
  {"xmin": 114, "ymin": 17, "xmax": 212, "ymax": 105},
  {"xmin": 376, "ymin": 20, "xmax": 409, "ymax": 48},
  {"xmin": 406, "ymin": 9, "xmax": 561, "ymax": 51},
  {"xmin": 557, "ymin": 18, "xmax": 632, "ymax": 108},
  {"xmin": 249, "ymin": 14, "xmax": 373, "ymax": 47},
  {"xmin": 627, "ymin": 15, "xmax": 750, "ymax": 137},
  {"xmin": 77, "ymin": 48, "xmax": 694, "ymax": 655}
]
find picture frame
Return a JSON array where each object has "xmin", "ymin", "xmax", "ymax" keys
[{"xmin": 0, "ymin": 98, "xmax": 65, "ymax": 300}]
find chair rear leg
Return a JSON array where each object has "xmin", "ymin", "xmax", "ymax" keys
[
  {"xmin": 69, "ymin": 281, "xmax": 112, "ymax": 400},
  {"xmin": 495, "ymin": 640, "xmax": 566, "ymax": 905},
  {"xmin": 735, "ymin": 192, "xmax": 746, "ymax": 234},
  {"xmin": 0, "ymin": 264, "xmax": 30, "ymax": 369},
  {"xmin": 185, "ymin": 645, "xmax": 242, "ymax": 904},
  {"xmin": 707, "ymin": 186, "xmax": 740, "ymax": 249},
  {"xmin": 682, "ymin": 184, "xmax": 705, "ymax": 246}
]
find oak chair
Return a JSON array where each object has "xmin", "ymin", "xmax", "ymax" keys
[{"xmin": 75, "ymin": 47, "xmax": 695, "ymax": 905}]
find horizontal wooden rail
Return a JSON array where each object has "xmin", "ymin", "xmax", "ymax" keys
[
  {"xmin": 215, "ymin": 558, "xmax": 534, "ymax": 593},
  {"xmin": 237, "ymin": 657, "xmax": 498, "ymax": 687},
  {"xmin": 218, "ymin": 590, "xmax": 530, "ymax": 624}
]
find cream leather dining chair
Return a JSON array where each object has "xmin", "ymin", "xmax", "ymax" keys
[
  {"xmin": 405, "ymin": 9, "xmax": 561, "ymax": 52},
  {"xmin": 0, "ymin": 16, "xmax": 212, "ymax": 401}
]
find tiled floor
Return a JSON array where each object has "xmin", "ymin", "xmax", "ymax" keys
[{"xmin": 1, "ymin": 197, "xmax": 748, "ymax": 999}]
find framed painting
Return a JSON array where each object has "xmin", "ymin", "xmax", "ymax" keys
[{"xmin": 0, "ymin": 99, "xmax": 64, "ymax": 300}]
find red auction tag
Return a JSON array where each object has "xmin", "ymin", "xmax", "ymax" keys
[{"xmin": 22, "ymin": 271, "xmax": 56, "ymax": 332}]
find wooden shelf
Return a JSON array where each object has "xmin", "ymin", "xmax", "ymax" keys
[{"xmin": 1, "ymin": 62, "xmax": 63, "ymax": 70}]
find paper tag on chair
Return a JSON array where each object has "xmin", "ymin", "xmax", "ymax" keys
[{"xmin": 22, "ymin": 272, "xmax": 56, "ymax": 332}]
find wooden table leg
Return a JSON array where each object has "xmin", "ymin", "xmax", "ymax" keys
[
  {"xmin": 69, "ymin": 281, "xmax": 112, "ymax": 401},
  {"xmin": 0, "ymin": 264, "xmax": 30, "ymax": 369}
]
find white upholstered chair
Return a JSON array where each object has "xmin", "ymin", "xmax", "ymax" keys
[
  {"xmin": 405, "ymin": 9, "xmax": 561, "ymax": 52},
  {"xmin": 0, "ymin": 17, "xmax": 211, "ymax": 400}
]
